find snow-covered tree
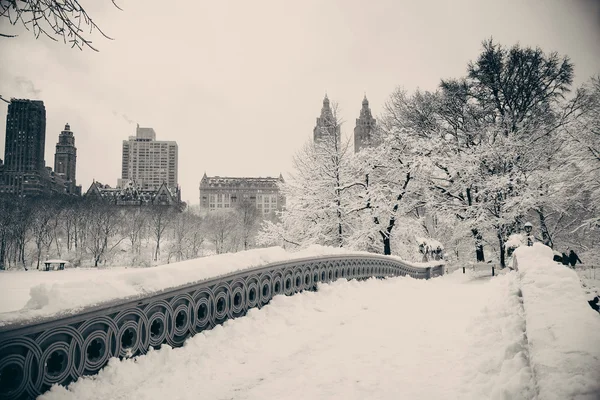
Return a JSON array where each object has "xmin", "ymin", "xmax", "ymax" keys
[
  {"xmin": 260, "ymin": 101, "xmax": 356, "ymax": 249},
  {"xmin": 348, "ymin": 127, "xmax": 426, "ymax": 255},
  {"xmin": 560, "ymin": 76, "xmax": 600, "ymax": 230}
]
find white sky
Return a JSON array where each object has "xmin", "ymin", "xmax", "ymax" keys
[{"xmin": 1, "ymin": 0, "xmax": 599, "ymax": 205}]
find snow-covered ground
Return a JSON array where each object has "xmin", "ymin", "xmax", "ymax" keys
[
  {"xmin": 0, "ymin": 245, "xmax": 439, "ymax": 325},
  {"xmin": 41, "ymin": 271, "xmax": 536, "ymax": 400},
  {"xmin": 576, "ymin": 265, "xmax": 600, "ymax": 301}
]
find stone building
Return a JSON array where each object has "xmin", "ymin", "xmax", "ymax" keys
[
  {"xmin": 354, "ymin": 95, "xmax": 377, "ymax": 152},
  {"xmin": 199, "ymin": 173, "xmax": 285, "ymax": 216},
  {"xmin": 120, "ymin": 125, "xmax": 178, "ymax": 191},
  {"xmin": 54, "ymin": 123, "xmax": 81, "ymax": 195}
]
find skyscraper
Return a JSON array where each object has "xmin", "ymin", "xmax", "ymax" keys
[
  {"xmin": 1, "ymin": 99, "xmax": 49, "ymax": 195},
  {"xmin": 313, "ymin": 95, "xmax": 341, "ymax": 144},
  {"xmin": 54, "ymin": 123, "xmax": 80, "ymax": 195},
  {"xmin": 120, "ymin": 125, "xmax": 178, "ymax": 191},
  {"xmin": 354, "ymin": 95, "xmax": 377, "ymax": 153}
]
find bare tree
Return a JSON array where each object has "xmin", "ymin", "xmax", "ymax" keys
[
  {"xmin": 235, "ymin": 198, "xmax": 260, "ymax": 250},
  {"xmin": 31, "ymin": 198, "xmax": 55, "ymax": 269},
  {"xmin": 0, "ymin": 0, "xmax": 121, "ymax": 50},
  {"xmin": 205, "ymin": 209, "xmax": 238, "ymax": 255},
  {"xmin": 0, "ymin": 195, "xmax": 17, "ymax": 270},
  {"xmin": 169, "ymin": 210, "xmax": 197, "ymax": 262},
  {"xmin": 121, "ymin": 207, "xmax": 147, "ymax": 264},
  {"xmin": 86, "ymin": 202, "xmax": 124, "ymax": 267},
  {"xmin": 149, "ymin": 206, "xmax": 173, "ymax": 261}
]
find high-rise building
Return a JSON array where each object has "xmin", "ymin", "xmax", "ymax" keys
[
  {"xmin": 54, "ymin": 123, "xmax": 81, "ymax": 195},
  {"xmin": 3, "ymin": 99, "xmax": 46, "ymax": 173},
  {"xmin": 199, "ymin": 173, "xmax": 285, "ymax": 216},
  {"xmin": 313, "ymin": 95, "xmax": 341, "ymax": 144},
  {"xmin": 354, "ymin": 95, "xmax": 377, "ymax": 152},
  {"xmin": 1, "ymin": 99, "xmax": 55, "ymax": 196},
  {"xmin": 120, "ymin": 125, "xmax": 178, "ymax": 191}
]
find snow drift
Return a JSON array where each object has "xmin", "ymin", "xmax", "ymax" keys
[{"xmin": 514, "ymin": 243, "xmax": 600, "ymax": 400}]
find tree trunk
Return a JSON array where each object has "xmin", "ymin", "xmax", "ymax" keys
[
  {"xmin": 380, "ymin": 231, "xmax": 391, "ymax": 255},
  {"xmin": 472, "ymin": 228, "xmax": 485, "ymax": 262},
  {"xmin": 536, "ymin": 208, "xmax": 553, "ymax": 248},
  {"xmin": 0, "ymin": 234, "xmax": 6, "ymax": 270},
  {"xmin": 498, "ymin": 232, "xmax": 506, "ymax": 268}
]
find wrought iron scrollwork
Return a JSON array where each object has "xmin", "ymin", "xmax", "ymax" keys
[{"xmin": 0, "ymin": 255, "xmax": 442, "ymax": 399}]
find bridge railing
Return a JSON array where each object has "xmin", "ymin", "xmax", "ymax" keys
[{"xmin": 0, "ymin": 254, "xmax": 443, "ymax": 399}]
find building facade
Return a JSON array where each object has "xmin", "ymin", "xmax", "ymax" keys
[
  {"xmin": 199, "ymin": 173, "xmax": 285, "ymax": 216},
  {"xmin": 85, "ymin": 180, "xmax": 183, "ymax": 208},
  {"xmin": 54, "ymin": 123, "xmax": 81, "ymax": 195},
  {"xmin": 313, "ymin": 95, "xmax": 341, "ymax": 144},
  {"xmin": 354, "ymin": 95, "xmax": 377, "ymax": 153},
  {"xmin": 0, "ymin": 99, "xmax": 71, "ymax": 196},
  {"xmin": 120, "ymin": 125, "xmax": 178, "ymax": 191}
]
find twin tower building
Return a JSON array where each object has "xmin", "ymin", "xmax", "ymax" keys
[{"xmin": 313, "ymin": 94, "xmax": 377, "ymax": 153}]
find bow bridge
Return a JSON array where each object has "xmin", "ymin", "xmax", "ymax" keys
[{"xmin": 0, "ymin": 254, "xmax": 444, "ymax": 399}]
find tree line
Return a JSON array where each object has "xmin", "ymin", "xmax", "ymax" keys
[
  {"xmin": 259, "ymin": 39, "xmax": 600, "ymax": 267},
  {"xmin": 0, "ymin": 195, "xmax": 271, "ymax": 270}
]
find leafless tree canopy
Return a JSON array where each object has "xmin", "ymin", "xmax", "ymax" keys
[{"xmin": 0, "ymin": 0, "xmax": 121, "ymax": 50}]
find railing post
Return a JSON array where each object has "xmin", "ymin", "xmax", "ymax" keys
[{"xmin": 426, "ymin": 267, "xmax": 431, "ymax": 279}]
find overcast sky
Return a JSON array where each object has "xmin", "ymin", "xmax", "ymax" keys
[{"xmin": 0, "ymin": 0, "xmax": 598, "ymax": 204}]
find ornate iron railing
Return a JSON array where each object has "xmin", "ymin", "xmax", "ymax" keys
[{"xmin": 0, "ymin": 254, "xmax": 443, "ymax": 399}]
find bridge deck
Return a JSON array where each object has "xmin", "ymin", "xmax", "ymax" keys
[{"xmin": 39, "ymin": 272, "xmax": 533, "ymax": 400}]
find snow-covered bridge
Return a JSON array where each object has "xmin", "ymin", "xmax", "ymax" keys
[
  {"xmin": 0, "ymin": 247, "xmax": 442, "ymax": 399},
  {"xmin": 1, "ymin": 245, "xmax": 599, "ymax": 400}
]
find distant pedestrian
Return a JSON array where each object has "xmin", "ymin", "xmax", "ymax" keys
[
  {"xmin": 568, "ymin": 250, "xmax": 582, "ymax": 267},
  {"xmin": 561, "ymin": 252, "xmax": 569, "ymax": 266}
]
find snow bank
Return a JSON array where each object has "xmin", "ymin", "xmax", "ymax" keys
[
  {"xmin": 0, "ymin": 245, "xmax": 425, "ymax": 326},
  {"xmin": 39, "ymin": 273, "xmax": 532, "ymax": 400},
  {"xmin": 514, "ymin": 243, "xmax": 600, "ymax": 400}
]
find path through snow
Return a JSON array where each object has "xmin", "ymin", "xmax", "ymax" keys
[{"xmin": 41, "ymin": 272, "xmax": 534, "ymax": 400}]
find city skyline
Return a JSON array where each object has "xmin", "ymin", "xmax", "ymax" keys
[{"xmin": 0, "ymin": 0, "xmax": 598, "ymax": 204}]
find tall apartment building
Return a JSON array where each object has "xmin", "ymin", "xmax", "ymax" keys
[
  {"xmin": 0, "ymin": 99, "xmax": 68, "ymax": 196},
  {"xmin": 54, "ymin": 123, "xmax": 81, "ymax": 195},
  {"xmin": 199, "ymin": 173, "xmax": 285, "ymax": 216},
  {"xmin": 354, "ymin": 95, "xmax": 377, "ymax": 152},
  {"xmin": 313, "ymin": 95, "xmax": 341, "ymax": 144},
  {"xmin": 120, "ymin": 125, "xmax": 178, "ymax": 191}
]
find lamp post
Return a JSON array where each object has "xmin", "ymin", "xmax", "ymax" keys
[{"xmin": 524, "ymin": 222, "xmax": 533, "ymax": 246}]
